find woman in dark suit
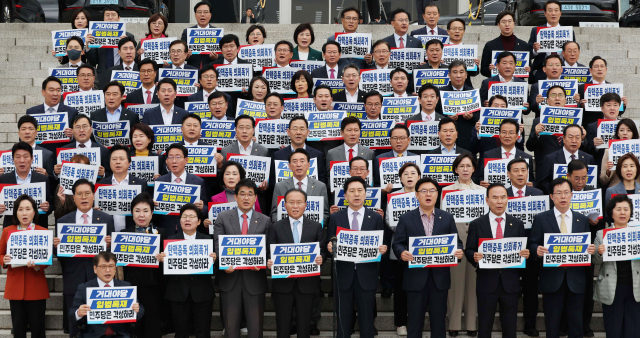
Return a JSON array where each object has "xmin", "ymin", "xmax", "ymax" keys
[
  {"xmin": 0, "ymin": 195, "xmax": 50, "ymax": 338},
  {"xmin": 122, "ymin": 193, "xmax": 166, "ymax": 338},
  {"xmin": 292, "ymin": 23, "xmax": 323, "ymax": 61}
]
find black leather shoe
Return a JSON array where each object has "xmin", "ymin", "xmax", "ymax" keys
[
  {"xmin": 374, "ymin": 326, "xmax": 379, "ymax": 335},
  {"xmin": 449, "ymin": 330, "xmax": 459, "ymax": 337},
  {"xmin": 467, "ymin": 331, "xmax": 477, "ymax": 337},
  {"xmin": 523, "ymin": 329, "xmax": 539, "ymax": 337},
  {"xmin": 559, "ymin": 331, "xmax": 568, "ymax": 337},
  {"xmin": 63, "ymin": 329, "xmax": 69, "ymax": 334},
  {"xmin": 310, "ymin": 324, "xmax": 320, "ymax": 335},
  {"xmin": 584, "ymin": 330, "xmax": 594, "ymax": 337},
  {"xmin": 381, "ymin": 288, "xmax": 393, "ymax": 298}
]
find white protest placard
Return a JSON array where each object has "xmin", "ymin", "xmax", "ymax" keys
[
  {"xmin": 571, "ymin": 190, "xmax": 603, "ymax": 221},
  {"xmin": 420, "ymin": 154, "xmax": 458, "ymax": 186},
  {"xmin": 539, "ymin": 79, "xmax": 579, "ymax": 107},
  {"xmin": 126, "ymin": 103, "xmax": 158, "ymax": 122},
  {"xmin": 329, "ymin": 161, "xmax": 373, "ymax": 192},
  {"xmin": 334, "ymin": 33, "xmax": 372, "ymax": 59},
  {"xmin": 407, "ymin": 121, "xmax": 440, "ymax": 151},
  {"xmin": 0, "ymin": 183, "xmax": 47, "ymax": 215},
  {"xmin": 440, "ymin": 89, "xmax": 481, "ymax": 116},
  {"xmin": 543, "ymin": 232, "xmax": 591, "ymax": 267},
  {"xmin": 312, "ymin": 78, "xmax": 345, "ymax": 96},
  {"xmin": 359, "ymin": 69, "xmax": 393, "ymax": 96},
  {"xmin": 59, "ymin": 163, "xmax": 99, "ymax": 195},
  {"xmin": 158, "ymin": 68, "xmax": 198, "ymax": 97},
  {"xmin": 484, "ymin": 158, "xmax": 528, "ymax": 186},
  {"xmin": 255, "ymin": 119, "xmax": 290, "ymax": 149},
  {"xmin": 625, "ymin": 195, "xmax": 640, "ymax": 227},
  {"xmin": 33, "ymin": 112, "xmax": 70, "ymax": 145},
  {"xmin": 487, "ymin": 82, "xmax": 528, "ymax": 110},
  {"xmin": 386, "ymin": 192, "xmax": 419, "ymax": 229},
  {"xmin": 215, "ymin": 64, "xmax": 253, "ymax": 92},
  {"xmin": 275, "ymin": 195, "xmax": 324, "ymax": 226},
  {"xmin": 57, "ymin": 223, "xmax": 107, "ymax": 258},
  {"xmin": 536, "ymin": 26, "xmax": 573, "ymax": 53},
  {"xmin": 379, "ymin": 156, "xmax": 420, "ymax": 188},
  {"xmin": 52, "ymin": 29, "xmax": 87, "ymax": 57},
  {"xmin": 129, "ymin": 156, "xmax": 158, "ymax": 186},
  {"xmin": 360, "ymin": 120, "xmax": 394, "ymax": 150},
  {"xmin": 0, "ymin": 150, "xmax": 43, "ymax": 174},
  {"xmin": 408, "ymin": 234, "xmax": 458, "ymax": 268},
  {"xmin": 539, "ymin": 106, "xmax": 583, "ymax": 136},
  {"xmin": 443, "ymin": 44, "xmax": 478, "ymax": 71},
  {"xmin": 163, "ymin": 239, "xmax": 214, "ymax": 274},
  {"xmin": 263, "ymin": 67, "xmax": 300, "ymax": 94},
  {"xmin": 141, "ymin": 37, "xmax": 177, "ymax": 64},
  {"xmin": 236, "ymin": 99, "xmax": 266, "ymax": 118},
  {"xmin": 304, "ymin": 111, "xmax": 346, "ymax": 141},
  {"xmin": 200, "ymin": 120, "xmax": 236, "ymax": 149},
  {"xmin": 389, "ymin": 48, "xmax": 425, "ymax": 73},
  {"xmin": 289, "ymin": 60, "xmax": 324, "ymax": 74},
  {"xmin": 64, "ymin": 90, "xmax": 104, "ymax": 117},
  {"xmin": 110, "ymin": 71, "xmax": 142, "ymax": 97},
  {"xmin": 92, "ymin": 121, "xmax": 130, "ymax": 148},
  {"xmin": 7, "ymin": 230, "xmax": 53, "ymax": 266},
  {"xmin": 153, "ymin": 182, "xmax": 201, "ymax": 216},
  {"xmin": 584, "ymin": 83, "xmax": 624, "ymax": 112},
  {"xmin": 86, "ymin": 286, "xmax": 137, "ymax": 325},
  {"xmin": 94, "ymin": 184, "xmax": 141, "ymax": 216},
  {"xmin": 49, "ymin": 68, "xmax": 78, "ymax": 93},
  {"xmin": 478, "ymin": 108, "xmax": 522, "ymax": 137},
  {"xmin": 490, "ymin": 51, "xmax": 530, "ymax": 78},
  {"xmin": 111, "ymin": 232, "xmax": 160, "ymax": 267},
  {"xmin": 186, "ymin": 27, "xmax": 224, "ymax": 54},
  {"xmin": 507, "ymin": 195, "xmax": 551, "ymax": 229},
  {"xmin": 334, "ymin": 188, "xmax": 382, "ymax": 210},
  {"xmin": 185, "ymin": 145, "xmax": 217, "ymax": 177},
  {"xmin": 185, "ymin": 101, "xmax": 212, "ymax": 120},
  {"xmin": 380, "ymin": 97, "xmax": 420, "ymax": 122},
  {"xmin": 478, "ymin": 237, "xmax": 527, "ymax": 268},
  {"xmin": 57, "ymin": 147, "xmax": 101, "ymax": 166},
  {"xmin": 560, "ymin": 67, "xmax": 592, "ymax": 85},
  {"xmin": 609, "ymin": 139, "xmax": 640, "ymax": 168},
  {"xmin": 335, "ymin": 229, "xmax": 384, "ymax": 263},
  {"xmin": 441, "ymin": 189, "xmax": 489, "ymax": 223},
  {"xmin": 271, "ymin": 242, "xmax": 321, "ymax": 278},
  {"xmin": 151, "ymin": 125, "xmax": 182, "ymax": 152},
  {"xmin": 414, "ymin": 35, "xmax": 450, "ymax": 49},
  {"xmin": 226, "ymin": 154, "xmax": 271, "ymax": 185},
  {"xmin": 283, "ymin": 98, "xmax": 316, "ymax": 119},
  {"xmin": 333, "ymin": 102, "xmax": 366, "ymax": 119},
  {"xmin": 207, "ymin": 202, "xmax": 238, "ymax": 235},
  {"xmin": 88, "ymin": 21, "xmax": 125, "ymax": 48},
  {"xmin": 218, "ymin": 235, "xmax": 267, "ymax": 270},
  {"xmin": 274, "ymin": 159, "xmax": 318, "ymax": 183},
  {"xmin": 596, "ymin": 119, "xmax": 621, "ymax": 149},
  {"xmin": 553, "ymin": 164, "xmax": 598, "ymax": 190},
  {"xmin": 238, "ymin": 44, "xmax": 275, "ymax": 71},
  {"xmin": 601, "ymin": 227, "xmax": 640, "ymax": 261},
  {"xmin": 413, "ymin": 69, "xmax": 450, "ymax": 89}
]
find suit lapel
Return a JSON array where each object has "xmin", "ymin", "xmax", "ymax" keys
[
  {"xmin": 92, "ymin": 210, "xmax": 102, "ymax": 223},
  {"xmin": 248, "ymin": 212, "xmax": 260, "ymax": 234},
  {"xmin": 229, "ymin": 211, "xmax": 241, "ymax": 235},
  {"xmin": 300, "ymin": 218, "xmax": 314, "ymax": 242},
  {"xmin": 549, "ymin": 211, "xmax": 561, "ymax": 233},
  {"xmin": 283, "ymin": 219, "xmax": 295, "ymax": 243},
  {"xmin": 413, "ymin": 209, "xmax": 426, "ymax": 236}
]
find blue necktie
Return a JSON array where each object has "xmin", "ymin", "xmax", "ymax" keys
[{"xmin": 292, "ymin": 221, "xmax": 300, "ymax": 244}]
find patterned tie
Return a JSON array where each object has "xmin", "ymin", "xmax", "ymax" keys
[
  {"xmin": 571, "ymin": 154, "xmax": 577, "ymax": 161},
  {"xmin": 47, "ymin": 107, "xmax": 54, "ymax": 114},
  {"xmin": 495, "ymin": 217, "xmax": 504, "ymax": 239},
  {"xmin": 125, "ymin": 66, "xmax": 131, "ymax": 71},
  {"xmin": 241, "ymin": 214, "xmax": 249, "ymax": 235},
  {"xmin": 399, "ymin": 37, "xmax": 404, "ymax": 48},
  {"xmin": 557, "ymin": 135, "xmax": 563, "ymax": 145},
  {"xmin": 79, "ymin": 143, "xmax": 86, "ymax": 148},
  {"xmin": 103, "ymin": 284, "xmax": 114, "ymax": 335},
  {"xmin": 348, "ymin": 149, "xmax": 354, "ymax": 161},
  {"xmin": 175, "ymin": 177, "xmax": 182, "ymax": 183},
  {"xmin": 330, "ymin": 69, "xmax": 335, "ymax": 79},
  {"xmin": 505, "ymin": 151, "xmax": 511, "ymax": 159},
  {"xmin": 517, "ymin": 190, "xmax": 523, "ymax": 197},
  {"xmin": 292, "ymin": 220, "xmax": 300, "ymax": 244},
  {"xmin": 146, "ymin": 90, "xmax": 152, "ymax": 104},
  {"xmin": 297, "ymin": 181, "xmax": 303, "ymax": 190},
  {"xmin": 425, "ymin": 114, "xmax": 432, "ymax": 121},
  {"xmin": 351, "ymin": 211, "xmax": 359, "ymax": 231},
  {"xmin": 430, "ymin": 29, "xmax": 435, "ymax": 35},
  {"xmin": 82, "ymin": 214, "xmax": 89, "ymax": 224},
  {"xmin": 560, "ymin": 214, "xmax": 567, "ymax": 233}
]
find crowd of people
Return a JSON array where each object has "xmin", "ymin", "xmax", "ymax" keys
[{"xmin": 0, "ymin": 1, "xmax": 637, "ymax": 338}]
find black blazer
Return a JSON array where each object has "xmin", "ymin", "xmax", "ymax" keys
[
  {"xmin": 381, "ymin": 34, "xmax": 423, "ymax": 49},
  {"xmin": 480, "ymin": 35, "xmax": 531, "ymax": 78},
  {"xmin": 90, "ymin": 107, "xmax": 140, "ymax": 126},
  {"xmin": 479, "ymin": 75, "xmax": 527, "ymax": 106},
  {"xmin": 164, "ymin": 231, "xmax": 215, "ymax": 303},
  {"xmin": 468, "ymin": 126, "xmax": 526, "ymax": 157},
  {"xmin": 577, "ymin": 81, "xmax": 625, "ymax": 126},
  {"xmin": 426, "ymin": 146, "xmax": 472, "ymax": 156},
  {"xmin": 26, "ymin": 104, "xmax": 79, "ymax": 153},
  {"xmin": 392, "ymin": 208, "xmax": 463, "ymax": 291},
  {"xmin": 465, "ymin": 214, "xmax": 526, "ymax": 294},
  {"xmin": 60, "ymin": 141, "xmax": 112, "ymax": 178},
  {"xmin": 332, "ymin": 89, "xmax": 365, "ymax": 103},
  {"xmin": 526, "ymin": 82, "xmax": 543, "ymax": 117},
  {"xmin": 528, "ymin": 26, "xmax": 576, "ymax": 75},
  {"xmin": 268, "ymin": 217, "xmax": 325, "ymax": 294},
  {"xmin": 536, "ymin": 148, "xmax": 596, "ymax": 194},
  {"xmin": 120, "ymin": 225, "xmax": 165, "ymax": 287},
  {"xmin": 528, "ymin": 209, "xmax": 590, "ymax": 293},
  {"xmin": 124, "ymin": 87, "xmax": 160, "ymax": 105},
  {"xmin": 96, "ymin": 173, "xmax": 149, "ymax": 194},
  {"xmin": 140, "ymin": 105, "xmax": 190, "ymax": 126},
  {"xmin": 476, "ymin": 147, "xmax": 534, "ymax": 184},
  {"xmin": 506, "ymin": 186, "xmax": 543, "ymax": 197},
  {"xmin": 0, "ymin": 172, "xmax": 52, "ymax": 227},
  {"xmin": 327, "ymin": 208, "xmax": 385, "ymax": 291},
  {"xmin": 410, "ymin": 26, "xmax": 448, "ymax": 37},
  {"xmin": 310, "ymin": 65, "xmax": 344, "ymax": 79},
  {"xmin": 34, "ymin": 145, "xmax": 56, "ymax": 182},
  {"xmin": 526, "ymin": 117, "xmax": 562, "ymax": 175},
  {"xmin": 186, "ymin": 90, "xmax": 234, "ymax": 120},
  {"xmin": 85, "ymin": 31, "xmax": 136, "ymax": 89},
  {"xmin": 56, "ymin": 209, "xmax": 115, "ymax": 294},
  {"xmin": 274, "ymin": 145, "xmax": 327, "ymax": 185}
]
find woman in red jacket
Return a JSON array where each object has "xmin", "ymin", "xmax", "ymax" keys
[{"xmin": 0, "ymin": 194, "xmax": 50, "ymax": 338}]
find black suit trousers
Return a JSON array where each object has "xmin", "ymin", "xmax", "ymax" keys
[
  {"xmin": 406, "ymin": 272, "xmax": 447, "ymax": 338},
  {"xmin": 522, "ymin": 254, "xmax": 540, "ymax": 331},
  {"xmin": 220, "ymin": 272, "xmax": 266, "ymax": 338},
  {"xmin": 65, "ymin": 293, "xmax": 80, "ymax": 338},
  {"xmin": 171, "ymin": 291, "xmax": 213, "ymax": 338},
  {"xmin": 542, "ymin": 276, "xmax": 584, "ymax": 338},
  {"xmin": 392, "ymin": 259, "xmax": 408, "ymax": 327},
  {"xmin": 135, "ymin": 285, "xmax": 164, "ymax": 338},
  {"xmin": 9, "ymin": 299, "xmax": 46, "ymax": 338},
  {"xmin": 601, "ymin": 284, "xmax": 640, "ymax": 338},
  {"xmin": 336, "ymin": 271, "xmax": 376, "ymax": 338},
  {"xmin": 273, "ymin": 283, "xmax": 315, "ymax": 338},
  {"xmin": 477, "ymin": 279, "xmax": 519, "ymax": 338}
]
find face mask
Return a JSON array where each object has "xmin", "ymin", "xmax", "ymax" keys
[{"xmin": 67, "ymin": 49, "xmax": 82, "ymax": 60}]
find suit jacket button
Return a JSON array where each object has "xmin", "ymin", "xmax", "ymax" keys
[{"xmin": 606, "ymin": 274, "xmax": 609, "ymax": 277}]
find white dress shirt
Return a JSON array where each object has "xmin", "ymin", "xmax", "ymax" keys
[
  {"xmin": 172, "ymin": 63, "xmax": 186, "ymax": 69},
  {"xmin": 376, "ymin": 64, "xmax": 389, "ymax": 70},
  {"xmin": 554, "ymin": 207, "xmax": 573, "ymax": 233},
  {"xmin": 344, "ymin": 144, "xmax": 359, "ymax": 160},
  {"xmin": 76, "ymin": 140, "xmax": 92, "ymax": 148},
  {"xmin": 122, "ymin": 61, "xmax": 135, "ymax": 71},
  {"xmin": 393, "ymin": 150, "xmax": 409, "ymax": 157},
  {"xmin": 348, "ymin": 206, "xmax": 365, "ymax": 230},
  {"xmin": 171, "ymin": 171, "xmax": 187, "ymax": 184},
  {"xmin": 292, "ymin": 176, "xmax": 309, "ymax": 192},
  {"xmin": 183, "ymin": 231, "xmax": 197, "ymax": 240},
  {"xmin": 425, "ymin": 26, "xmax": 439, "ymax": 36},
  {"xmin": 161, "ymin": 105, "xmax": 175, "ymax": 125},
  {"xmin": 564, "ymin": 61, "xmax": 579, "ymax": 68},
  {"xmin": 111, "ymin": 175, "xmax": 129, "ymax": 231},
  {"xmin": 501, "ymin": 147, "xmax": 516, "ymax": 159},
  {"xmin": 498, "ymin": 74, "xmax": 514, "ymax": 82},
  {"xmin": 184, "ymin": 140, "xmax": 200, "ymax": 146},
  {"xmin": 44, "ymin": 103, "xmax": 60, "ymax": 114},
  {"xmin": 489, "ymin": 211, "xmax": 507, "ymax": 238},
  {"xmin": 394, "ymin": 92, "xmax": 408, "ymax": 98},
  {"xmin": 76, "ymin": 208, "xmax": 94, "ymax": 224},
  {"xmin": 224, "ymin": 58, "xmax": 239, "ymax": 65},
  {"xmin": 345, "ymin": 89, "xmax": 359, "ymax": 103},
  {"xmin": 562, "ymin": 147, "xmax": 579, "ymax": 164},
  {"xmin": 511, "ymin": 185, "xmax": 527, "ymax": 197},
  {"xmin": 238, "ymin": 141, "xmax": 253, "ymax": 155}
]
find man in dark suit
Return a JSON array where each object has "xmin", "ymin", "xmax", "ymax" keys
[
  {"xmin": 574, "ymin": 56, "xmax": 627, "ymax": 126},
  {"xmin": 327, "ymin": 176, "xmax": 387, "ymax": 338},
  {"xmin": 406, "ymin": 83, "xmax": 444, "ymax": 122},
  {"xmin": 26, "ymin": 76, "xmax": 77, "ymax": 154},
  {"xmin": 446, "ymin": 19, "xmax": 479, "ymax": 88},
  {"xmin": 209, "ymin": 34, "xmax": 252, "ymax": 116},
  {"xmin": 178, "ymin": 114, "xmax": 208, "ymax": 146},
  {"xmin": 332, "ymin": 64, "xmax": 365, "ymax": 103},
  {"xmin": 214, "ymin": 179, "xmax": 272, "ymax": 338},
  {"xmin": 468, "ymin": 95, "xmax": 526, "ymax": 157},
  {"xmin": 181, "ymin": 1, "xmax": 220, "ymax": 69},
  {"xmin": 382, "ymin": 9, "xmax": 423, "ymax": 49},
  {"xmin": 163, "ymin": 40, "xmax": 198, "ymax": 109},
  {"xmin": 55, "ymin": 179, "xmax": 115, "ymax": 338},
  {"xmin": 274, "ymin": 116, "xmax": 327, "ymax": 185},
  {"xmin": 186, "ymin": 65, "xmax": 231, "ymax": 110},
  {"xmin": 410, "ymin": 4, "xmax": 449, "ymax": 37},
  {"xmin": 91, "ymin": 81, "xmax": 140, "ymax": 126},
  {"xmin": 525, "ymin": 85, "xmax": 566, "ymax": 176},
  {"xmin": 412, "ymin": 39, "xmax": 448, "ymax": 77},
  {"xmin": 242, "ymin": 8, "xmax": 257, "ymax": 23},
  {"xmin": 367, "ymin": 40, "xmax": 392, "ymax": 70},
  {"xmin": 326, "ymin": 7, "xmax": 368, "ymax": 70},
  {"xmin": 581, "ymin": 92, "xmax": 621, "ymax": 163},
  {"xmin": 480, "ymin": 11, "xmax": 531, "ymax": 78},
  {"xmin": 536, "ymin": 124, "xmax": 595, "ymax": 194},
  {"xmin": 465, "ymin": 183, "xmax": 529, "ymax": 338},
  {"xmin": 124, "ymin": 58, "xmax": 160, "ymax": 105},
  {"xmin": 310, "ymin": 41, "xmax": 344, "ymax": 80},
  {"xmin": 528, "ymin": 178, "xmax": 596, "ymax": 338},
  {"xmin": 70, "ymin": 251, "xmax": 143, "ymax": 338},
  {"xmin": 17, "ymin": 115, "xmax": 55, "ymax": 179},
  {"xmin": 100, "ymin": 36, "xmax": 139, "ymax": 90},
  {"xmin": 435, "ymin": 61, "xmax": 477, "ymax": 150},
  {"xmin": 426, "ymin": 117, "xmax": 473, "ymax": 157},
  {"xmin": 268, "ymin": 188, "xmax": 325, "ymax": 338},
  {"xmin": 153, "ymin": 143, "xmax": 207, "ymax": 236},
  {"xmin": 506, "ymin": 158, "xmax": 543, "ymax": 198},
  {"xmin": 526, "ymin": 54, "xmax": 564, "ymax": 118},
  {"xmin": 392, "ymin": 176, "xmax": 463, "ymax": 338},
  {"xmin": 141, "ymin": 78, "xmax": 190, "ymax": 126},
  {"xmin": 561, "ymin": 42, "xmax": 585, "ymax": 68},
  {"xmin": 479, "ymin": 51, "xmax": 528, "ymax": 106},
  {"xmin": 374, "ymin": 124, "xmax": 418, "ymax": 190},
  {"xmin": 60, "ymin": 114, "xmax": 111, "ymax": 179}
]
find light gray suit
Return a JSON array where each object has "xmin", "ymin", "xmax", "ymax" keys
[
  {"xmin": 270, "ymin": 177, "xmax": 329, "ymax": 224},
  {"xmin": 605, "ymin": 181, "xmax": 640, "ymax": 208},
  {"xmin": 220, "ymin": 141, "xmax": 269, "ymax": 164},
  {"xmin": 326, "ymin": 143, "xmax": 375, "ymax": 179},
  {"xmin": 213, "ymin": 208, "xmax": 271, "ymax": 338},
  {"xmin": 593, "ymin": 226, "xmax": 640, "ymax": 305}
]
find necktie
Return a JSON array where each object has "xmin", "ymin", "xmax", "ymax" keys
[
  {"xmin": 505, "ymin": 151, "xmax": 511, "ymax": 159},
  {"xmin": 47, "ymin": 107, "xmax": 54, "ymax": 114},
  {"xmin": 204, "ymin": 92, "xmax": 210, "ymax": 102},
  {"xmin": 425, "ymin": 114, "xmax": 432, "ymax": 121},
  {"xmin": 125, "ymin": 66, "xmax": 131, "ymax": 71},
  {"xmin": 351, "ymin": 211, "xmax": 359, "ymax": 231},
  {"xmin": 397, "ymin": 153, "xmax": 403, "ymax": 157},
  {"xmin": 175, "ymin": 177, "xmax": 182, "ymax": 183},
  {"xmin": 292, "ymin": 220, "xmax": 300, "ymax": 244},
  {"xmin": 82, "ymin": 214, "xmax": 89, "ymax": 224},
  {"xmin": 329, "ymin": 69, "xmax": 335, "ymax": 79},
  {"xmin": 297, "ymin": 181, "xmax": 303, "ymax": 190},
  {"xmin": 103, "ymin": 283, "xmax": 115, "ymax": 335},
  {"xmin": 557, "ymin": 135, "xmax": 563, "ymax": 145},
  {"xmin": 517, "ymin": 190, "xmax": 523, "ymax": 197},
  {"xmin": 570, "ymin": 154, "xmax": 577, "ymax": 161},
  {"xmin": 399, "ymin": 37, "xmax": 404, "ymax": 48},
  {"xmin": 241, "ymin": 214, "xmax": 249, "ymax": 235},
  {"xmin": 495, "ymin": 217, "xmax": 504, "ymax": 239},
  {"xmin": 430, "ymin": 29, "xmax": 435, "ymax": 35},
  {"xmin": 560, "ymin": 214, "xmax": 567, "ymax": 233},
  {"xmin": 79, "ymin": 143, "xmax": 86, "ymax": 148},
  {"xmin": 145, "ymin": 90, "xmax": 152, "ymax": 104},
  {"xmin": 348, "ymin": 149, "xmax": 354, "ymax": 161}
]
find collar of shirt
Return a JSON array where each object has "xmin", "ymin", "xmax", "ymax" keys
[
  {"xmin": 489, "ymin": 211, "xmax": 506, "ymax": 237},
  {"xmin": 161, "ymin": 105, "xmax": 175, "ymax": 115},
  {"xmin": 348, "ymin": 206, "xmax": 365, "ymax": 220},
  {"xmin": 393, "ymin": 150, "xmax": 408, "ymax": 157},
  {"xmin": 547, "ymin": 23, "xmax": 561, "ymax": 28},
  {"xmin": 183, "ymin": 232, "xmax": 197, "ymax": 240},
  {"xmin": 144, "ymin": 84, "xmax": 156, "ymax": 93},
  {"xmin": 184, "ymin": 140, "xmax": 199, "ymax": 146},
  {"xmin": 171, "ymin": 171, "xmax": 187, "ymax": 184},
  {"xmin": 376, "ymin": 64, "xmax": 389, "ymax": 70},
  {"xmin": 394, "ymin": 92, "xmax": 408, "ymax": 97},
  {"xmin": 44, "ymin": 103, "xmax": 59, "ymax": 112},
  {"xmin": 345, "ymin": 143, "xmax": 358, "ymax": 157},
  {"xmin": 239, "ymin": 140, "xmax": 253, "ymax": 154},
  {"xmin": 421, "ymin": 111, "xmax": 435, "ymax": 121},
  {"xmin": 440, "ymin": 144, "xmax": 456, "ymax": 154},
  {"xmin": 212, "ymin": 115, "xmax": 227, "ymax": 121},
  {"xmin": 15, "ymin": 171, "xmax": 32, "ymax": 184},
  {"xmin": 122, "ymin": 61, "xmax": 135, "ymax": 70},
  {"xmin": 107, "ymin": 105, "xmax": 122, "ymax": 116},
  {"xmin": 394, "ymin": 32, "xmax": 408, "ymax": 46},
  {"xmin": 425, "ymin": 25, "xmax": 438, "ymax": 34},
  {"xmin": 452, "ymin": 84, "xmax": 464, "ymax": 91},
  {"xmin": 326, "ymin": 64, "xmax": 338, "ymax": 74},
  {"xmin": 502, "ymin": 146, "xmax": 516, "ymax": 158},
  {"xmin": 69, "ymin": 61, "xmax": 83, "ymax": 67},
  {"xmin": 512, "ymin": 185, "xmax": 526, "ymax": 196},
  {"xmin": 562, "ymin": 147, "xmax": 578, "ymax": 162},
  {"xmin": 564, "ymin": 61, "xmax": 578, "ymax": 68},
  {"xmin": 592, "ymin": 79, "xmax": 605, "ymax": 85},
  {"xmin": 79, "ymin": 88, "xmax": 93, "ymax": 92},
  {"xmin": 224, "ymin": 57, "xmax": 238, "ymax": 65},
  {"xmin": 345, "ymin": 89, "xmax": 359, "ymax": 102},
  {"xmin": 289, "ymin": 216, "xmax": 304, "ymax": 229},
  {"xmin": 111, "ymin": 174, "xmax": 129, "ymax": 185},
  {"xmin": 553, "ymin": 207, "xmax": 572, "ymax": 230},
  {"xmin": 197, "ymin": 23, "xmax": 211, "ymax": 29},
  {"xmin": 172, "ymin": 64, "xmax": 185, "ymax": 69},
  {"xmin": 293, "ymin": 176, "xmax": 309, "ymax": 189},
  {"xmin": 97, "ymin": 278, "xmax": 114, "ymax": 288},
  {"xmin": 204, "ymin": 88, "xmax": 216, "ymax": 97},
  {"xmin": 498, "ymin": 74, "xmax": 514, "ymax": 82},
  {"xmin": 290, "ymin": 144, "xmax": 306, "ymax": 152},
  {"xmin": 366, "ymin": 116, "xmax": 380, "ymax": 120},
  {"xmin": 77, "ymin": 208, "xmax": 94, "ymax": 223},
  {"xmin": 237, "ymin": 208, "xmax": 254, "ymax": 228},
  {"xmin": 419, "ymin": 207, "xmax": 435, "ymax": 220},
  {"xmin": 76, "ymin": 140, "xmax": 92, "ymax": 148}
]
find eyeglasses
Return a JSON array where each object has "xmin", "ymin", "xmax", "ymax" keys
[
  {"xmin": 289, "ymin": 127, "xmax": 307, "ymax": 132},
  {"xmin": 74, "ymin": 125, "xmax": 90, "ymax": 131},
  {"xmin": 276, "ymin": 49, "xmax": 290, "ymax": 53},
  {"xmin": 209, "ymin": 102, "xmax": 226, "ymax": 107},
  {"xmin": 249, "ymin": 32, "xmax": 263, "ymax": 37},
  {"xmin": 417, "ymin": 189, "xmax": 438, "ymax": 195},
  {"xmin": 140, "ymin": 69, "xmax": 155, "ymax": 74},
  {"xmin": 343, "ymin": 74, "xmax": 359, "ymax": 79},
  {"xmin": 391, "ymin": 136, "xmax": 408, "ymax": 142},
  {"xmin": 196, "ymin": 10, "xmax": 210, "ymax": 15},
  {"xmin": 394, "ymin": 19, "xmax": 409, "ymax": 23},
  {"xmin": 170, "ymin": 50, "xmax": 185, "ymax": 55},
  {"xmin": 75, "ymin": 192, "xmax": 93, "ymax": 198},
  {"xmin": 553, "ymin": 191, "xmax": 572, "ymax": 197},
  {"xmin": 222, "ymin": 45, "xmax": 237, "ymax": 51},
  {"xmin": 350, "ymin": 167, "xmax": 368, "ymax": 173},
  {"xmin": 448, "ymin": 27, "xmax": 464, "ymax": 32},
  {"xmin": 239, "ymin": 192, "xmax": 256, "ymax": 199},
  {"xmin": 201, "ymin": 75, "xmax": 217, "ymax": 80},
  {"xmin": 150, "ymin": 21, "xmax": 164, "ymax": 27},
  {"xmin": 167, "ymin": 156, "xmax": 184, "ymax": 161},
  {"xmin": 365, "ymin": 103, "xmax": 381, "ymax": 108},
  {"xmin": 343, "ymin": 16, "xmax": 358, "ymax": 22},
  {"xmin": 181, "ymin": 215, "xmax": 199, "ymax": 220},
  {"xmin": 97, "ymin": 264, "xmax": 116, "ymax": 270},
  {"xmin": 373, "ymin": 50, "xmax": 389, "ymax": 55},
  {"xmin": 286, "ymin": 201, "xmax": 306, "ymax": 206}
]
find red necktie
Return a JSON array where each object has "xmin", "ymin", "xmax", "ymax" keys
[
  {"xmin": 505, "ymin": 152, "xmax": 511, "ymax": 159},
  {"xmin": 104, "ymin": 284, "xmax": 115, "ymax": 336},
  {"xmin": 330, "ymin": 69, "xmax": 335, "ymax": 79},
  {"xmin": 175, "ymin": 177, "xmax": 182, "ymax": 183},
  {"xmin": 517, "ymin": 190, "xmax": 523, "ymax": 198},
  {"xmin": 399, "ymin": 37, "xmax": 404, "ymax": 48},
  {"xmin": 297, "ymin": 182, "xmax": 303, "ymax": 190},
  {"xmin": 241, "ymin": 214, "xmax": 248, "ymax": 235},
  {"xmin": 430, "ymin": 29, "xmax": 435, "ymax": 35},
  {"xmin": 495, "ymin": 217, "xmax": 504, "ymax": 239},
  {"xmin": 146, "ymin": 90, "xmax": 152, "ymax": 104},
  {"xmin": 348, "ymin": 149, "xmax": 354, "ymax": 161}
]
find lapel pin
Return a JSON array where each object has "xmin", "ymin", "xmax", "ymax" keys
[
  {"xmin": 510, "ymin": 223, "xmax": 512, "ymax": 226},
  {"xmin": 368, "ymin": 215, "xmax": 371, "ymax": 218},
  {"xmin": 439, "ymin": 216, "xmax": 441, "ymax": 219}
]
